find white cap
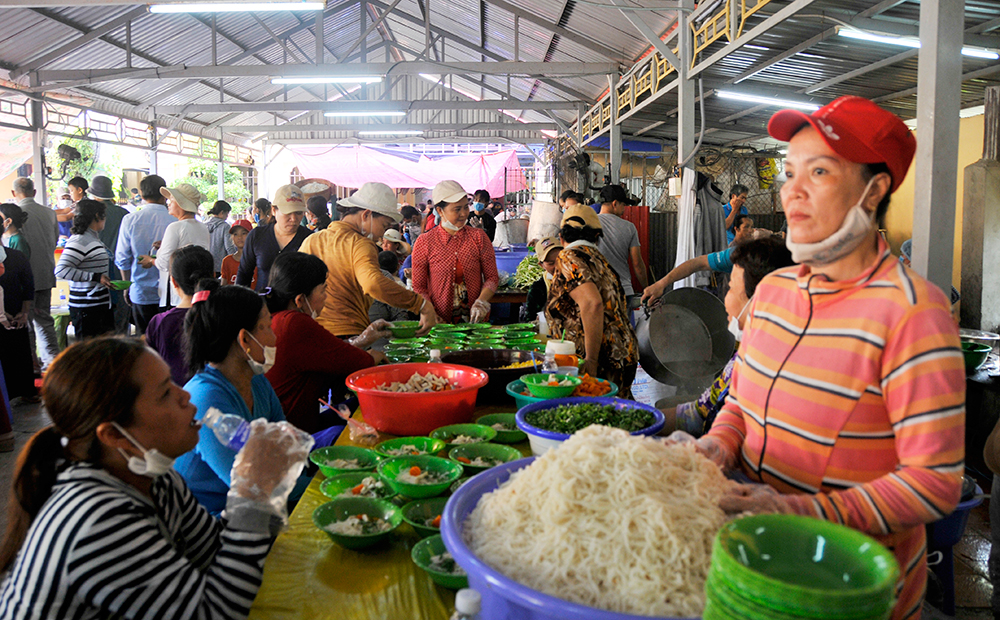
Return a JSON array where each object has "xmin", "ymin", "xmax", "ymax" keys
[
  {"xmin": 454, "ymin": 589, "xmax": 481, "ymax": 615},
  {"xmin": 432, "ymin": 179, "xmax": 467, "ymax": 205},
  {"xmin": 338, "ymin": 182, "xmax": 402, "ymax": 223}
]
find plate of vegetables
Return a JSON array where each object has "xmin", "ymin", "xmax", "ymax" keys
[{"xmin": 515, "ymin": 397, "xmax": 665, "ymax": 456}]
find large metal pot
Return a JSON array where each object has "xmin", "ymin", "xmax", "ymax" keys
[{"xmin": 635, "ymin": 287, "xmax": 735, "ymax": 391}]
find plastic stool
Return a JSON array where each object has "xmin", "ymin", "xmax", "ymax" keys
[{"xmin": 926, "ymin": 484, "xmax": 983, "ymax": 616}]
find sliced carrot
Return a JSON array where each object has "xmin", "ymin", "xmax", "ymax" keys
[
  {"xmin": 430, "ymin": 515, "xmax": 442, "ymax": 528},
  {"xmin": 456, "ymin": 456, "xmax": 472, "ymax": 464},
  {"xmin": 409, "ymin": 465, "xmax": 422, "ymax": 476},
  {"xmin": 351, "ymin": 483, "xmax": 365, "ymax": 495}
]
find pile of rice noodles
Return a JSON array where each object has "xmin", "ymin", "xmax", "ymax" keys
[{"xmin": 463, "ymin": 425, "xmax": 726, "ymax": 617}]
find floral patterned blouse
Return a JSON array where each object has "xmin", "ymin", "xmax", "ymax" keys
[{"xmin": 545, "ymin": 242, "xmax": 638, "ymax": 381}]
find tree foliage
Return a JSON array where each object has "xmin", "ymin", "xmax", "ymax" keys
[{"xmin": 177, "ymin": 160, "xmax": 252, "ymax": 216}]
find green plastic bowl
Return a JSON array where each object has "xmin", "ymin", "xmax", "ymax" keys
[
  {"xmin": 411, "ymin": 534, "xmax": 468, "ymax": 589},
  {"xmin": 384, "ymin": 342, "xmax": 418, "ymax": 352},
  {"xmin": 963, "ymin": 341, "xmax": 991, "ymax": 372},
  {"xmin": 429, "ymin": 423, "xmax": 497, "ymax": 449},
  {"xmin": 500, "ymin": 323, "xmax": 536, "ymax": 332},
  {"xmin": 520, "ymin": 373, "xmax": 582, "ymax": 398},
  {"xmin": 448, "ymin": 443, "xmax": 522, "ymax": 474},
  {"xmin": 400, "ymin": 497, "xmax": 449, "ymax": 538},
  {"xmin": 712, "ymin": 514, "xmax": 899, "ymax": 616},
  {"xmin": 388, "ymin": 320, "xmax": 421, "ymax": 338},
  {"xmin": 109, "ymin": 279, "xmax": 132, "ymax": 291},
  {"xmin": 313, "ymin": 496, "xmax": 403, "ymax": 549},
  {"xmin": 474, "ymin": 413, "xmax": 527, "ymax": 443},
  {"xmin": 504, "ymin": 330, "xmax": 537, "ymax": 340},
  {"xmin": 388, "ymin": 337, "xmax": 428, "ymax": 347},
  {"xmin": 448, "ymin": 477, "xmax": 471, "ymax": 494},
  {"xmin": 319, "ymin": 472, "xmax": 397, "ymax": 500},
  {"xmin": 377, "ymin": 455, "xmax": 464, "ymax": 498},
  {"xmin": 374, "ymin": 436, "xmax": 446, "ymax": 458},
  {"xmin": 309, "ymin": 446, "xmax": 381, "ymax": 478}
]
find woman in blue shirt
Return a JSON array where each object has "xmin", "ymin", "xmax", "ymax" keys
[{"xmin": 174, "ymin": 279, "xmax": 308, "ymax": 514}]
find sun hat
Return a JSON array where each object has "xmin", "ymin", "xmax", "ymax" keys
[
  {"xmin": 432, "ymin": 180, "xmax": 467, "ymax": 205},
  {"xmin": 561, "ymin": 204, "xmax": 603, "ymax": 230},
  {"xmin": 273, "ymin": 184, "xmax": 306, "ymax": 214},
  {"xmin": 87, "ymin": 176, "xmax": 115, "ymax": 201},
  {"xmin": 338, "ymin": 182, "xmax": 402, "ymax": 223},
  {"xmin": 535, "ymin": 237, "xmax": 564, "ymax": 261},
  {"xmin": 767, "ymin": 96, "xmax": 916, "ymax": 194},
  {"xmin": 383, "ymin": 228, "xmax": 405, "ymax": 244},
  {"xmin": 229, "ymin": 219, "xmax": 253, "ymax": 234},
  {"xmin": 160, "ymin": 183, "xmax": 202, "ymax": 213}
]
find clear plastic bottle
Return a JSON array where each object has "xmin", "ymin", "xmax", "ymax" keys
[
  {"xmin": 449, "ymin": 589, "xmax": 481, "ymax": 620},
  {"xmin": 201, "ymin": 409, "xmax": 251, "ymax": 450},
  {"xmin": 541, "ymin": 352, "xmax": 558, "ymax": 374},
  {"xmin": 428, "ymin": 349, "xmax": 443, "ymax": 363}
]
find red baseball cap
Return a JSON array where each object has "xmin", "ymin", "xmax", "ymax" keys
[
  {"xmin": 229, "ymin": 219, "xmax": 252, "ymax": 234},
  {"xmin": 767, "ymin": 96, "xmax": 916, "ymax": 194}
]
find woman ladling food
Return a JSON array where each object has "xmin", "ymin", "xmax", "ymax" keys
[
  {"xmin": 688, "ymin": 97, "xmax": 964, "ymax": 620},
  {"xmin": 0, "ymin": 338, "xmax": 301, "ymax": 619}
]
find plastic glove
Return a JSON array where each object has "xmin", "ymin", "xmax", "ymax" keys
[
  {"xmin": 353, "ymin": 319, "xmax": 393, "ymax": 349},
  {"xmin": 416, "ymin": 297, "xmax": 437, "ymax": 335},
  {"xmin": 719, "ymin": 482, "xmax": 791, "ymax": 516},
  {"xmin": 663, "ymin": 431, "xmax": 735, "ymax": 472},
  {"xmin": 470, "ymin": 299, "xmax": 491, "ymax": 323},
  {"xmin": 227, "ymin": 418, "xmax": 314, "ymax": 525}
]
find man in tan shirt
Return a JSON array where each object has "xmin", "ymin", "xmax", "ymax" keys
[{"xmin": 299, "ymin": 182, "xmax": 436, "ymax": 337}]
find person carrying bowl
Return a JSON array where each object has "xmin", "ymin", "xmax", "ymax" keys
[
  {"xmin": 545, "ymin": 205, "xmax": 638, "ymax": 396},
  {"xmin": 688, "ymin": 97, "xmax": 964, "ymax": 620},
  {"xmin": 264, "ymin": 251, "xmax": 390, "ymax": 441},
  {"xmin": 299, "ymin": 182, "xmax": 436, "ymax": 337},
  {"xmin": 411, "ymin": 180, "xmax": 499, "ymax": 324},
  {"xmin": 0, "ymin": 337, "xmax": 297, "ymax": 619}
]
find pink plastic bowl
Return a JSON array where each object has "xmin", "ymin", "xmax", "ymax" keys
[{"xmin": 345, "ymin": 363, "xmax": 490, "ymax": 436}]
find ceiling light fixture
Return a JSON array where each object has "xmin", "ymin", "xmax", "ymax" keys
[
  {"xmin": 358, "ymin": 130, "xmax": 424, "ymax": 136},
  {"xmin": 324, "ymin": 111, "xmax": 406, "ymax": 118},
  {"xmin": 716, "ymin": 91, "xmax": 821, "ymax": 111},
  {"xmin": 838, "ymin": 28, "xmax": 999, "ymax": 60},
  {"xmin": 272, "ymin": 77, "xmax": 382, "ymax": 85},
  {"xmin": 151, "ymin": 2, "xmax": 325, "ymax": 13}
]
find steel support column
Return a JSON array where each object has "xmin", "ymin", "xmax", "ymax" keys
[
  {"xmin": 29, "ymin": 75, "xmax": 46, "ymax": 205},
  {"xmin": 910, "ymin": 0, "xmax": 964, "ymax": 294},
  {"xmin": 149, "ymin": 123, "xmax": 158, "ymax": 175},
  {"xmin": 609, "ymin": 73, "xmax": 622, "ymax": 183},
  {"xmin": 677, "ymin": 0, "xmax": 695, "ymax": 167}
]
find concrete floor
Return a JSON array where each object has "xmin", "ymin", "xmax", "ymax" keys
[{"xmin": 0, "ymin": 398, "xmax": 995, "ymax": 618}]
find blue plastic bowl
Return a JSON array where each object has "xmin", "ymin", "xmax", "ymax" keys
[
  {"xmin": 928, "ymin": 483, "xmax": 984, "ymax": 548},
  {"xmin": 514, "ymin": 397, "xmax": 665, "ymax": 456},
  {"xmin": 442, "ymin": 458, "xmax": 696, "ymax": 620}
]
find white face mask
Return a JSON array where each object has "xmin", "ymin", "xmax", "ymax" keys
[
  {"xmin": 58, "ymin": 198, "xmax": 74, "ymax": 209},
  {"xmin": 440, "ymin": 213, "xmax": 465, "ymax": 232},
  {"xmin": 785, "ymin": 178, "xmax": 877, "ymax": 266},
  {"xmin": 727, "ymin": 298, "xmax": 753, "ymax": 342},
  {"xmin": 112, "ymin": 422, "xmax": 176, "ymax": 478},
  {"xmin": 303, "ymin": 298, "xmax": 319, "ymax": 320},
  {"xmin": 245, "ymin": 332, "xmax": 276, "ymax": 375}
]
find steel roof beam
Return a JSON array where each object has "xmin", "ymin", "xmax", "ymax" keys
[
  {"xmin": 152, "ymin": 98, "xmax": 584, "ymax": 114},
  {"xmin": 221, "ymin": 122, "xmax": 558, "ymax": 133},
  {"xmin": 482, "ymin": 0, "xmax": 622, "ymax": 61},
  {"xmin": 872, "ymin": 62, "xmax": 1000, "ymax": 104}
]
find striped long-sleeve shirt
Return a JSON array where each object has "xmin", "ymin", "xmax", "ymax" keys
[
  {"xmin": 0, "ymin": 463, "xmax": 275, "ymax": 620},
  {"xmin": 54, "ymin": 229, "xmax": 111, "ymax": 309},
  {"xmin": 707, "ymin": 238, "xmax": 964, "ymax": 620}
]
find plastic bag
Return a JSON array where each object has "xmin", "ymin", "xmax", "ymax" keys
[{"xmin": 227, "ymin": 418, "xmax": 314, "ymax": 525}]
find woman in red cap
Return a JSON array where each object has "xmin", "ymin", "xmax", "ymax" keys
[{"xmin": 689, "ymin": 96, "xmax": 964, "ymax": 619}]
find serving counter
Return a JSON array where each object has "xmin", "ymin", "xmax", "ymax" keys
[{"xmin": 247, "ymin": 407, "xmax": 530, "ymax": 620}]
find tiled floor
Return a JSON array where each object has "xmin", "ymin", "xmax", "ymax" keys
[{"xmin": 0, "ymin": 398, "xmax": 996, "ymax": 618}]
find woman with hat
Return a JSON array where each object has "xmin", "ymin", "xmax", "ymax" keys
[
  {"xmin": 545, "ymin": 205, "xmax": 638, "ymax": 395},
  {"xmin": 520, "ymin": 236, "xmax": 562, "ymax": 322},
  {"xmin": 89, "ymin": 175, "xmax": 130, "ymax": 333},
  {"xmin": 299, "ymin": 181, "xmax": 437, "ymax": 337},
  {"xmin": 236, "ymin": 185, "xmax": 311, "ymax": 293},
  {"xmin": 155, "ymin": 183, "xmax": 210, "ymax": 308},
  {"xmin": 380, "ymin": 227, "xmax": 411, "ymax": 262},
  {"xmin": 411, "ymin": 180, "xmax": 499, "ymax": 324},
  {"xmin": 692, "ymin": 97, "xmax": 964, "ymax": 620}
]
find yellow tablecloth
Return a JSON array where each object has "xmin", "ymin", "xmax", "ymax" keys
[{"xmin": 248, "ymin": 407, "xmax": 529, "ymax": 620}]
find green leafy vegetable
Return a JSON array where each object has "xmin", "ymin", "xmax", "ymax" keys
[
  {"xmin": 524, "ymin": 404, "xmax": 655, "ymax": 434},
  {"xmin": 513, "ymin": 254, "xmax": 545, "ymax": 290}
]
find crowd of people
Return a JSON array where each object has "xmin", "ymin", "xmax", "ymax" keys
[{"xmin": 0, "ymin": 96, "xmax": 968, "ymax": 620}]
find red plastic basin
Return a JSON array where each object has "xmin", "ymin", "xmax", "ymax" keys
[{"xmin": 345, "ymin": 363, "xmax": 489, "ymax": 436}]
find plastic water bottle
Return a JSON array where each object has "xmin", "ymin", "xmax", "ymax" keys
[
  {"xmin": 201, "ymin": 409, "xmax": 251, "ymax": 450},
  {"xmin": 541, "ymin": 352, "xmax": 558, "ymax": 374},
  {"xmin": 449, "ymin": 589, "xmax": 481, "ymax": 620},
  {"xmin": 428, "ymin": 349, "xmax": 443, "ymax": 363}
]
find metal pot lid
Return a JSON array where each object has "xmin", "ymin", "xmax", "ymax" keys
[{"xmin": 960, "ymin": 328, "xmax": 1000, "ymax": 341}]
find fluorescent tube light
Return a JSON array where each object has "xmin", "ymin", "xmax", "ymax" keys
[
  {"xmin": 272, "ymin": 76, "xmax": 382, "ymax": 85},
  {"xmin": 151, "ymin": 2, "xmax": 325, "ymax": 13},
  {"xmin": 358, "ymin": 130, "xmax": 424, "ymax": 136},
  {"xmin": 716, "ymin": 91, "xmax": 821, "ymax": 111},
  {"xmin": 838, "ymin": 28, "xmax": 999, "ymax": 60},
  {"xmin": 324, "ymin": 111, "xmax": 406, "ymax": 118}
]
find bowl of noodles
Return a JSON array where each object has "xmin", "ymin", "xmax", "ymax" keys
[{"xmin": 441, "ymin": 426, "xmax": 718, "ymax": 620}]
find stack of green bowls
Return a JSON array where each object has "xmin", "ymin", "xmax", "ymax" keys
[
  {"xmin": 705, "ymin": 514, "xmax": 899, "ymax": 620},
  {"xmin": 385, "ymin": 337, "xmax": 430, "ymax": 363}
]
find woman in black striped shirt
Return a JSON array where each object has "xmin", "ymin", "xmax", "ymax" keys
[
  {"xmin": 54, "ymin": 199, "xmax": 114, "ymax": 338},
  {"xmin": 0, "ymin": 338, "xmax": 298, "ymax": 620}
]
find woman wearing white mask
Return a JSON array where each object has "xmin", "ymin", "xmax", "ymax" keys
[
  {"xmin": 660, "ymin": 237, "xmax": 792, "ymax": 437},
  {"xmin": 174, "ymin": 281, "xmax": 309, "ymax": 515},
  {"xmin": 299, "ymin": 181, "xmax": 436, "ymax": 337},
  {"xmin": 688, "ymin": 97, "xmax": 964, "ymax": 620},
  {"xmin": 411, "ymin": 180, "xmax": 499, "ymax": 324},
  {"xmin": 263, "ymin": 252, "xmax": 389, "ymax": 439},
  {"xmin": 0, "ymin": 337, "xmax": 299, "ymax": 619}
]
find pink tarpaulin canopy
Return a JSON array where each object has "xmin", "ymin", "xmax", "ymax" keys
[{"xmin": 288, "ymin": 145, "xmax": 526, "ymax": 197}]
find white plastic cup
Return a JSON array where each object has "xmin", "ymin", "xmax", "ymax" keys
[{"xmin": 545, "ymin": 339, "xmax": 576, "ymax": 356}]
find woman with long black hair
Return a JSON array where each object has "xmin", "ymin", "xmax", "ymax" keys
[{"xmin": 54, "ymin": 199, "xmax": 114, "ymax": 338}]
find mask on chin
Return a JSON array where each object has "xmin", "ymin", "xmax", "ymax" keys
[
  {"xmin": 112, "ymin": 422, "xmax": 176, "ymax": 477},
  {"xmin": 440, "ymin": 216, "xmax": 466, "ymax": 232},
  {"xmin": 785, "ymin": 177, "xmax": 878, "ymax": 266},
  {"xmin": 245, "ymin": 332, "xmax": 276, "ymax": 375}
]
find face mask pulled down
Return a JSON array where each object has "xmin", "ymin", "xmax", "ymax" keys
[
  {"xmin": 246, "ymin": 332, "xmax": 276, "ymax": 375},
  {"xmin": 785, "ymin": 177, "xmax": 878, "ymax": 266},
  {"xmin": 440, "ymin": 212, "xmax": 466, "ymax": 232},
  {"xmin": 112, "ymin": 422, "xmax": 178, "ymax": 477},
  {"xmin": 728, "ymin": 298, "xmax": 753, "ymax": 342}
]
